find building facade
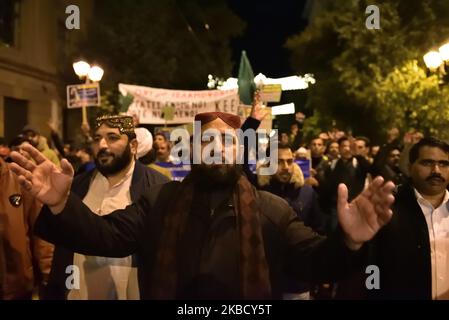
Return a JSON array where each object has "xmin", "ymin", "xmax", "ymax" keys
[{"xmin": 0, "ymin": 0, "xmax": 92, "ymax": 144}]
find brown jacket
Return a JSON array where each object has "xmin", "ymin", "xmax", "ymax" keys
[{"xmin": 0, "ymin": 158, "xmax": 54, "ymax": 299}]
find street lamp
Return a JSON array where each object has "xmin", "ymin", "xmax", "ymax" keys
[
  {"xmin": 72, "ymin": 60, "xmax": 104, "ymax": 125},
  {"xmin": 423, "ymin": 41, "xmax": 449, "ymax": 84},
  {"xmin": 423, "ymin": 51, "xmax": 443, "ymax": 71}
]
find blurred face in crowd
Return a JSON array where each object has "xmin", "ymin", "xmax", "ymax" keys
[
  {"xmin": 63, "ymin": 144, "xmax": 72, "ymax": 156},
  {"xmin": 154, "ymin": 133, "xmax": 167, "ymax": 148},
  {"xmin": 92, "ymin": 124, "xmax": 137, "ymax": 177},
  {"xmin": 310, "ymin": 138, "xmax": 325, "ymax": 158},
  {"xmin": 339, "ymin": 140, "xmax": 352, "ymax": 160},
  {"xmin": 413, "ymin": 132, "xmax": 424, "ymax": 144},
  {"xmin": 409, "ymin": 146, "xmax": 449, "ymax": 196},
  {"xmin": 156, "ymin": 142, "xmax": 171, "ymax": 162},
  {"xmin": 386, "ymin": 149, "xmax": 401, "ymax": 168},
  {"xmin": 0, "ymin": 144, "xmax": 10, "ymax": 159},
  {"xmin": 76, "ymin": 148, "xmax": 92, "ymax": 164},
  {"xmin": 354, "ymin": 139, "xmax": 369, "ymax": 157},
  {"xmin": 319, "ymin": 132, "xmax": 329, "ymax": 143},
  {"xmin": 290, "ymin": 123, "xmax": 299, "ymax": 135},
  {"xmin": 328, "ymin": 142, "xmax": 340, "ymax": 159},
  {"xmin": 190, "ymin": 118, "xmax": 242, "ymax": 188},
  {"xmin": 387, "ymin": 127, "xmax": 400, "ymax": 143},
  {"xmin": 23, "ymin": 131, "xmax": 39, "ymax": 148},
  {"xmin": 280, "ymin": 133, "xmax": 289, "ymax": 145},
  {"xmin": 11, "ymin": 142, "xmax": 32, "ymax": 160},
  {"xmin": 371, "ymin": 145, "xmax": 380, "ymax": 158},
  {"xmin": 275, "ymin": 148, "xmax": 294, "ymax": 184},
  {"xmin": 295, "ymin": 148, "xmax": 308, "ymax": 160},
  {"xmin": 335, "ymin": 131, "xmax": 345, "ymax": 140}
]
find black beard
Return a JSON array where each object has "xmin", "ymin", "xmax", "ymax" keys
[
  {"xmin": 94, "ymin": 144, "xmax": 133, "ymax": 177},
  {"xmin": 190, "ymin": 164, "xmax": 243, "ymax": 190}
]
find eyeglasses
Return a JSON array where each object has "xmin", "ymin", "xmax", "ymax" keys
[{"xmin": 418, "ymin": 159, "xmax": 449, "ymax": 168}]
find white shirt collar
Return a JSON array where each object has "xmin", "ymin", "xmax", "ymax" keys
[{"xmin": 414, "ymin": 188, "xmax": 449, "ymax": 210}]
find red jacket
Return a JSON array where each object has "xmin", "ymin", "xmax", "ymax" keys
[{"xmin": 0, "ymin": 158, "xmax": 54, "ymax": 299}]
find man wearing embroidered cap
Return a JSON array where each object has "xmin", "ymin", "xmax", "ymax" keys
[
  {"xmin": 11, "ymin": 111, "xmax": 395, "ymax": 299},
  {"xmin": 39, "ymin": 115, "xmax": 168, "ymax": 300}
]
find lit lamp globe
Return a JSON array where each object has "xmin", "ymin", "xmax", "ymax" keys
[
  {"xmin": 73, "ymin": 61, "xmax": 91, "ymax": 78},
  {"xmin": 88, "ymin": 66, "xmax": 104, "ymax": 82},
  {"xmin": 438, "ymin": 43, "xmax": 449, "ymax": 62},
  {"xmin": 423, "ymin": 51, "xmax": 443, "ymax": 70}
]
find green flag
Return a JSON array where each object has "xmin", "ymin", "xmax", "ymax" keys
[
  {"xmin": 118, "ymin": 93, "xmax": 134, "ymax": 113},
  {"xmin": 237, "ymin": 50, "xmax": 256, "ymax": 105}
]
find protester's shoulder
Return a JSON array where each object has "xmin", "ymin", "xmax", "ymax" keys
[
  {"xmin": 144, "ymin": 180, "xmax": 182, "ymax": 207},
  {"xmin": 1, "ymin": 162, "xmax": 20, "ymax": 190},
  {"xmin": 393, "ymin": 182, "xmax": 415, "ymax": 204},
  {"xmin": 299, "ymin": 184, "xmax": 315, "ymax": 195},
  {"xmin": 256, "ymin": 189, "xmax": 295, "ymax": 225},
  {"xmin": 140, "ymin": 162, "xmax": 171, "ymax": 184},
  {"xmin": 42, "ymin": 147, "xmax": 58, "ymax": 158},
  {"xmin": 72, "ymin": 168, "xmax": 93, "ymax": 185}
]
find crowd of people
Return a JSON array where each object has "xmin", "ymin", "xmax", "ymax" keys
[{"xmin": 1, "ymin": 98, "xmax": 448, "ymax": 300}]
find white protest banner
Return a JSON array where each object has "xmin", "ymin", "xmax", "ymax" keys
[{"xmin": 119, "ymin": 83, "xmax": 241, "ymax": 124}]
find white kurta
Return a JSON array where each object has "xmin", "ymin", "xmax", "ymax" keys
[{"xmin": 68, "ymin": 162, "xmax": 140, "ymax": 300}]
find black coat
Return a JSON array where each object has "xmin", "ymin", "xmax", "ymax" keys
[
  {"xmin": 337, "ymin": 183, "xmax": 432, "ymax": 299},
  {"xmin": 35, "ymin": 177, "xmax": 363, "ymax": 299},
  {"xmin": 41, "ymin": 161, "xmax": 169, "ymax": 299},
  {"xmin": 370, "ymin": 183, "xmax": 431, "ymax": 299}
]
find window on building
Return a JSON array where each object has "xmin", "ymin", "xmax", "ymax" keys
[
  {"xmin": 4, "ymin": 97, "xmax": 28, "ymax": 142},
  {"xmin": 0, "ymin": 0, "xmax": 19, "ymax": 47}
]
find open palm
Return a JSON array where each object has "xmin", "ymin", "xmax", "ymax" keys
[
  {"xmin": 250, "ymin": 90, "xmax": 269, "ymax": 121},
  {"xmin": 337, "ymin": 177, "xmax": 395, "ymax": 246},
  {"xmin": 10, "ymin": 143, "xmax": 74, "ymax": 207}
]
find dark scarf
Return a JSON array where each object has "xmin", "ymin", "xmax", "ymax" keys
[{"xmin": 149, "ymin": 174, "xmax": 272, "ymax": 299}]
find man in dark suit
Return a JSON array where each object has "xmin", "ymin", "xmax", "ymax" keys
[{"xmin": 338, "ymin": 137, "xmax": 449, "ymax": 299}]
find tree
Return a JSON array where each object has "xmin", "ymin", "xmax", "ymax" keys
[
  {"xmin": 61, "ymin": 0, "xmax": 244, "ymax": 116},
  {"xmin": 287, "ymin": 0, "xmax": 449, "ymax": 142},
  {"xmin": 374, "ymin": 60, "xmax": 449, "ymax": 138}
]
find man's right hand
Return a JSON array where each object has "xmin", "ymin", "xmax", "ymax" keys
[
  {"xmin": 10, "ymin": 143, "xmax": 74, "ymax": 214},
  {"xmin": 250, "ymin": 90, "xmax": 269, "ymax": 121}
]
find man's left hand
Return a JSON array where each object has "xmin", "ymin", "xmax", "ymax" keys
[{"xmin": 337, "ymin": 176, "xmax": 395, "ymax": 250}]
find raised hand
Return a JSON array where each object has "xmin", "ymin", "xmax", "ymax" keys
[
  {"xmin": 9, "ymin": 143, "xmax": 74, "ymax": 213},
  {"xmin": 250, "ymin": 90, "xmax": 269, "ymax": 121},
  {"xmin": 47, "ymin": 118, "xmax": 59, "ymax": 133},
  {"xmin": 337, "ymin": 176, "xmax": 395, "ymax": 250},
  {"xmin": 295, "ymin": 112, "xmax": 305, "ymax": 123}
]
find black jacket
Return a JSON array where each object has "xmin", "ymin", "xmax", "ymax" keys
[
  {"xmin": 337, "ymin": 182, "xmax": 432, "ymax": 299},
  {"xmin": 35, "ymin": 175, "xmax": 363, "ymax": 299},
  {"xmin": 370, "ymin": 183, "xmax": 431, "ymax": 299},
  {"xmin": 41, "ymin": 161, "xmax": 169, "ymax": 299}
]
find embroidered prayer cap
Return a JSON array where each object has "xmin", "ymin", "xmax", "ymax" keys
[
  {"xmin": 194, "ymin": 112, "xmax": 241, "ymax": 129},
  {"xmin": 95, "ymin": 115, "xmax": 135, "ymax": 135}
]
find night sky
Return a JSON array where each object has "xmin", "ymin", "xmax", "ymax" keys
[{"xmin": 227, "ymin": 0, "xmax": 309, "ymax": 77}]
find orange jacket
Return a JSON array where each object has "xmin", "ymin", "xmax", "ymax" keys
[{"xmin": 0, "ymin": 158, "xmax": 54, "ymax": 299}]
